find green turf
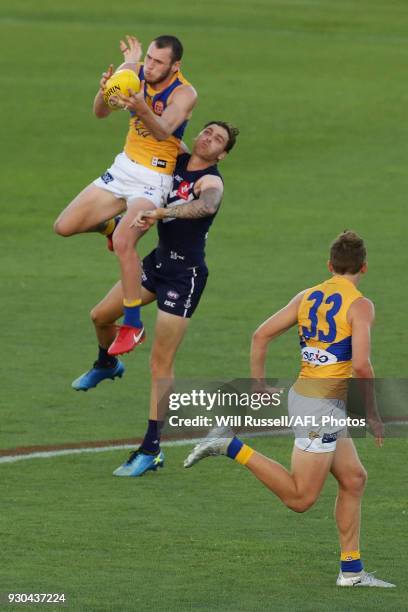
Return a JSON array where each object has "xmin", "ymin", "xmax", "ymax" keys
[
  {"xmin": 1, "ymin": 438, "xmax": 406, "ymax": 611},
  {"xmin": 1, "ymin": 0, "xmax": 407, "ymax": 609}
]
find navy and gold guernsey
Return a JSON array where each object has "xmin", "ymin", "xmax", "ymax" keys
[
  {"xmin": 124, "ymin": 66, "xmax": 192, "ymax": 175},
  {"xmin": 141, "ymin": 153, "xmax": 223, "ymax": 318},
  {"xmin": 294, "ymin": 275, "xmax": 363, "ymax": 399}
]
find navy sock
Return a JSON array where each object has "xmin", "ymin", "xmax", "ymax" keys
[
  {"xmin": 341, "ymin": 559, "xmax": 363, "ymax": 573},
  {"xmin": 226, "ymin": 436, "xmax": 244, "ymax": 459},
  {"xmin": 340, "ymin": 550, "xmax": 363, "ymax": 573},
  {"xmin": 97, "ymin": 346, "xmax": 118, "ymax": 368},
  {"xmin": 140, "ymin": 420, "xmax": 163, "ymax": 454},
  {"xmin": 123, "ymin": 303, "xmax": 142, "ymax": 327}
]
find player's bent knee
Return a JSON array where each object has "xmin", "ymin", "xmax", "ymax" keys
[
  {"xmin": 53, "ymin": 218, "xmax": 74, "ymax": 237},
  {"xmin": 90, "ymin": 307, "xmax": 101, "ymax": 326},
  {"xmin": 286, "ymin": 495, "xmax": 317, "ymax": 514},
  {"xmin": 112, "ymin": 233, "xmax": 134, "ymax": 257},
  {"xmin": 90, "ymin": 306, "xmax": 112, "ymax": 327}
]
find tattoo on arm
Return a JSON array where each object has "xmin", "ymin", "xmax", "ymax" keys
[{"xmin": 163, "ymin": 188, "xmax": 222, "ymax": 219}]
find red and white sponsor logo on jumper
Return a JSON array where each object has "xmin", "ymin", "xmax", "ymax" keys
[{"xmin": 177, "ymin": 181, "xmax": 191, "ymax": 200}]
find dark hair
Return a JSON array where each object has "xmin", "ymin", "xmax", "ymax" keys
[
  {"xmin": 203, "ymin": 121, "xmax": 240, "ymax": 153},
  {"xmin": 329, "ymin": 230, "xmax": 366, "ymax": 274},
  {"xmin": 153, "ymin": 35, "xmax": 183, "ymax": 63}
]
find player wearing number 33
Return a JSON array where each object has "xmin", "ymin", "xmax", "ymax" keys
[{"xmin": 184, "ymin": 231, "xmax": 395, "ymax": 588}]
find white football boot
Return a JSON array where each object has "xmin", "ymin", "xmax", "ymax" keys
[
  {"xmin": 183, "ymin": 434, "xmax": 234, "ymax": 468},
  {"xmin": 336, "ymin": 571, "xmax": 396, "ymax": 587}
]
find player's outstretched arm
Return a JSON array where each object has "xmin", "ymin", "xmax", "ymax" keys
[
  {"xmin": 251, "ymin": 292, "xmax": 305, "ymax": 381},
  {"xmin": 131, "ymin": 176, "xmax": 223, "ymax": 227},
  {"xmin": 119, "ymin": 84, "xmax": 197, "ymax": 141},
  {"xmin": 162, "ymin": 176, "xmax": 223, "ymax": 219}
]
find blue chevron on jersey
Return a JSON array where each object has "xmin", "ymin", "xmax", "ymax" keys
[{"xmin": 326, "ymin": 336, "xmax": 352, "ymax": 362}]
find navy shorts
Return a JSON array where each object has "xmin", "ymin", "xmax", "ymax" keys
[{"xmin": 142, "ymin": 249, "xmax": 208, "ymax": 318}]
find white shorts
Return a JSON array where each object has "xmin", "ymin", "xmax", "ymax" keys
[
  {"xmin": 288, "ymin": 387, "xmax": 346, "ymax": 453},
  {"xmin": 93, "ymin": 152, "xmax": 173, "ymax": 208}
]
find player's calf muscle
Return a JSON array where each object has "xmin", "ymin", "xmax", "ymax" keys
[{"xmin": 150, "ymin": 353, "xmax": 174, "ymax": 377}]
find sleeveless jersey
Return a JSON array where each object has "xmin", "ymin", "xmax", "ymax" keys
[
  {"xmin": 156, "ymin": 153, "xmax": 223, "ymax": 266},
  {"xmin": 124, "ymin": 65, "xmax": 192, "ymax": 175},
  {"xmin": 295, "ymin": 276, "xmax": 363, "ymax": 398}
]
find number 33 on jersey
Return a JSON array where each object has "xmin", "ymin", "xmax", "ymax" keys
[{"xmin": 297, "ymin": 276, "xmax": 363, "ymax": 379}]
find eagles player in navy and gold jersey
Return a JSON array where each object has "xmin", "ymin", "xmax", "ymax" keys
[
  {"xmin": 184, "ymin": 231, "xmax": 395, "ymax": 588},
  {"xmin": 71, "ymin": 121, "xmax": 239, "ymax": 477},
  {"xmin": 54, "ymin": 35, "xmax": 197, "ymax": 357}
]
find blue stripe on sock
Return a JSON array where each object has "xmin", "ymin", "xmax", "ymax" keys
[
  {"xmin": 123, "ymin": 305, "xmax": 142, "ymax": 327},
  {"xmin": 341, "ymin": 559, "xmax": 363, "ymax": 573},
  {"xmin": 226, "ymin": 437, "xmax": 244, "ymax": 459}
]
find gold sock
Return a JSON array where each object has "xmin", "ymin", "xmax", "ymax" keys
[
  {"xmin": 100, "ymin": 218, "xmax": 116, "ymax": 236},
  {"xmin": 123, "ymin": 298, "xmax": 142, "ymax": 308},
  {"xmin": 341, "ymin": 551, "xmax": 360, "ymax": 561},
  {"xmin": 235, "ymin": 444, "xmax": 254, "ymax": 465}
]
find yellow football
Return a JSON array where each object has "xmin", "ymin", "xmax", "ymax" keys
[{"xmin": 103, "ymin": 69, "xmax": 141, "ymax": 110}]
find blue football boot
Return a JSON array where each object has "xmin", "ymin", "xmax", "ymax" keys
[
  {"xmin": 113, "ymin": 449, "xmax": 165, "ymax": 477},
  {"xmin": 71, "ymin": 360, "xmax": 125, "ymax": 391}
]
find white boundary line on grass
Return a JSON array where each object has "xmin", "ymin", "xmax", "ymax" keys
[
  {"xmin": 0, "ymin": 430, "xmax": 292, "ymax": 465},
  {"xmin": 1, "ymin": 424, "xmax": 406, "ymax": 465}
]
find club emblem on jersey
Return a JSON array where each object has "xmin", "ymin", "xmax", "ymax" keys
[
  {"xmin": 177, "ymin": 181, "xmax": 190, "ymax": 200},
  {"xmin": 153, "ymin": 100, "xmax": 164, "ymax": 115}
]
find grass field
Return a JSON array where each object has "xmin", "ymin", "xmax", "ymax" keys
[
  {"xmin": 1, "ymin": 0, "xmax": 407, "ymax": 610},
  {"xmin": 2, "ymin": 438, "xmax": 407, "ymax": 611}
]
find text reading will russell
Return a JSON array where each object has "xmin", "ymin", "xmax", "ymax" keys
[{"xmin": 168, "ymin": 415, "xmax": 367, "ymax": 428}]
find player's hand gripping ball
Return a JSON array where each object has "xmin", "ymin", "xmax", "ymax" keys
[{"xmin": 103, "ymin": 69, "xmax": 141, "ymax": 110}]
